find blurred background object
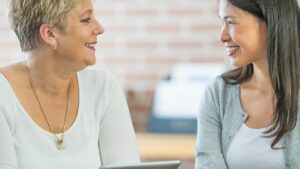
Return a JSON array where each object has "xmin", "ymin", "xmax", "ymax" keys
[{"xmin": 148, "ymin": 64, "xmax": 225, "ymax": 134}]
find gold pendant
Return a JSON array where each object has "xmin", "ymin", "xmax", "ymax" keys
[{"xmin": 56, "ymin": 138, "xmax": 66, "ymax": 150}]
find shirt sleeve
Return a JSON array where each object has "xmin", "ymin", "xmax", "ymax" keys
[
  {"xmin": 0, "ymin": 108, "xmax": 18, "ymax": 169},
  {"xmin": 195, "ymin": 84, "xmax": 228, "ymax": 169},
  {"xmin": 98, "ymin": 74, "xmax": 140, "ymax": 165}
]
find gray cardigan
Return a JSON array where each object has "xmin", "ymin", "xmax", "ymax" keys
[{"xmin": 195, "ymin": 77, "xmax": 300, "ymax": 169}]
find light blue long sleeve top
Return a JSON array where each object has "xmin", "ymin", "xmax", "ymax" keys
[{"xmin": 195, "ymin": 77, "xmax": 300, "ymax": 169}]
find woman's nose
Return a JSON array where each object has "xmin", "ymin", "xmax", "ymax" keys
[
  {"xmin": 219, "ymin": 25, "xmax": 230, "ymax": 43},
  {"xmin": 94, "ymin": 20, "xmax": 105, "ymax": 35}
]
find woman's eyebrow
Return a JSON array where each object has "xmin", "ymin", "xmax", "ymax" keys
[
  {"xmin": 79, "ymin": 9, "xmax": 93, "ymax": 17},
  {"xmin": 218, "ymin": 14, "xmax": 237, "ymax": 20}
]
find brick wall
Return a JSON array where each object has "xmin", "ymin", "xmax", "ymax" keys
[
  {"xmin": 93, "ymin": 0, "xmax": 225, "ymax": 131},
  {"xmin": 2, "ymin": 0, "xmax": 298, "ymax": 132}
]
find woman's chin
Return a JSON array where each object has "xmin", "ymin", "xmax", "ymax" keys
[
  {"xmin": 85, "ymin": 56, "xmax": 97, "ymax": 66},
  {"xmin": 230, "ymin": 59, "xmax": 246, "ymax": 68}
]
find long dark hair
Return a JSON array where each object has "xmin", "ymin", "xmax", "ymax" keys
[{"xmin": 222, "ymin": 0, "xmax": 300, "ymax": 148}]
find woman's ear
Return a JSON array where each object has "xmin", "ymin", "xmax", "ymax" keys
[{"xmin": 39, "ymin": 24, "xmax": 57, "ymax": 49}]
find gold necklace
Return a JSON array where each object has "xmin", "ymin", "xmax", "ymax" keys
[{"xmin": 25, "ymin": 62, "xmax": 71, "ymax": 150}]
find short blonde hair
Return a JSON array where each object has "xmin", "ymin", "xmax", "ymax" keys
[{"xmin": 8, "ymin": 0, "xmax": 79, "ymax": 51}]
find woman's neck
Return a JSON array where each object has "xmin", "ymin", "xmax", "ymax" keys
[
  {"xmin": 26, "ymin": 51, "xmax": 76, "ymax": 95},
  {"xmin": 248, "ymin": 61, "xmax": 273, "ymax": 94}
]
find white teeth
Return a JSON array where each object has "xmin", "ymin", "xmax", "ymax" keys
[
  {"xmin": 227, "ymin": 46, "xmax": 239, "ymax": 52},
  {"xmin": 85, "ymin": 43, "xmax": 95, "ymax": 48}
]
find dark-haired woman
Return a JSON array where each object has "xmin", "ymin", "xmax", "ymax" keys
[{"xmin": 195, "ymin": 0, "xmax": 300, "ymax": 169}]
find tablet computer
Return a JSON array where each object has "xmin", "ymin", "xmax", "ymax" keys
[{"xmin": 100, "ymin": 160, "xmax": 181, "ymax": 169}]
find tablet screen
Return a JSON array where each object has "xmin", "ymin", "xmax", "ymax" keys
[{"xmin": 100, "ymin": 160, "xmax": 181, "ymax": 169}]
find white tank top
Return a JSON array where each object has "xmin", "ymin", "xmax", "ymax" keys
[{"xmin": 226, "ymin": 123, "xmax": 286, "ymax": 169}]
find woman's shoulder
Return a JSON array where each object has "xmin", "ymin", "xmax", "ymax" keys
[
  {"xmin": 0, "ymin": 62, "xmax": 27, "ymax": 85},
  {"xmin": 77, "ymin": 67, "xmax": 121, "ymax": 91},
  {"xmin": 78, "ymin": 67, "xmax": 116, "ymax": 82},
  {"xmin": 0, "ymin": 64, "xmax": 23, "ymax": 127},
  {"xmin": 207, "ymin": 76, "xmax": 236, "ymax": 92},
  {"xmin": 204, "ymin": 75, "xmax": 239, "ymax": 102},
  {"xmin": 0, "ymin": 63, "xmax": 23, "ymax": 92}
]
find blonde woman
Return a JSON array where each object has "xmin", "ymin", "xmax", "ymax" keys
[{"xmin": 0, "ymin": 0, "xmax": 140, "ymax": 168}]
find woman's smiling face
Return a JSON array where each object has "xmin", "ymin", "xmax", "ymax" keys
[
  {"xmin": 54, "ymin": 0, "xmax": 104, "ymax": 69},
  {"xmin": 218, "ymin": 0, "xmax": 268, "ymax": 67}
]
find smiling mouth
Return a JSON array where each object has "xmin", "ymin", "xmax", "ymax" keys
[
  {"xmin": 227, "ymin": 46, "xmax": 239, "ymax": 56},
  {"xmin": 85, "ymin": 43, "xmax": 96, "ymax": 51}
]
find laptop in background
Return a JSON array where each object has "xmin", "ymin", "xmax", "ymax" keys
[{"xmin": 100, "ymin": 160, "xmax": 181, "ymax": 169}]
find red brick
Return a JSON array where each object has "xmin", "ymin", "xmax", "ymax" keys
[
  {"xmin": 146, "ymin": 25, "xmax": 180, "ymax": 32},
  {"xmin": 0, "ymin": 43, "xmax": 19, "ymax": 48},
  {"xmin": 125, "ymin": 9, "xmax": 158, "ymax": 16},
  {"xmin": 99, "ymin": 42, "xmax": 115, "ymax": 48},
  {"xmin": 168, "ymin": 42, "xmax": 202, "ymax": 48},
  {"xmin": 125, "ymin": 73, "xmax": 157, "ymax": 81},
  {"xmin": 106, "ymin": 26, "xmax": 136, "ymax": 32},
  {"xmin": 103, "ymin": 58, "xmax": 137, "ymax": 64},
  {"xmin": 95, "ymin": 10, "xmax": 115, "ymax": 17},
  {"xmin": 147, "ymin": 57, "xmax": 180, "ymax": 65},
  {"xmin": 189, "ymin": 56, "xmax": 224, "ymax": 63},
  {"xmin": 190, "ymin": 24, "xmax": 220, "ymax": 32},
  {"xmin": 168, "ymin": 9, "xmax": 203, "ymax": 15},
  {"xmin": 0, "ymin": 27, "xmax": 10, "ymax": 32},
  {"xmin": 210, "ymin": 41, "xmax": 223, "ymax": 47},
  {"xmin": 126, "ymin": 42, "xmax": 158, "ymax": 49}
]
